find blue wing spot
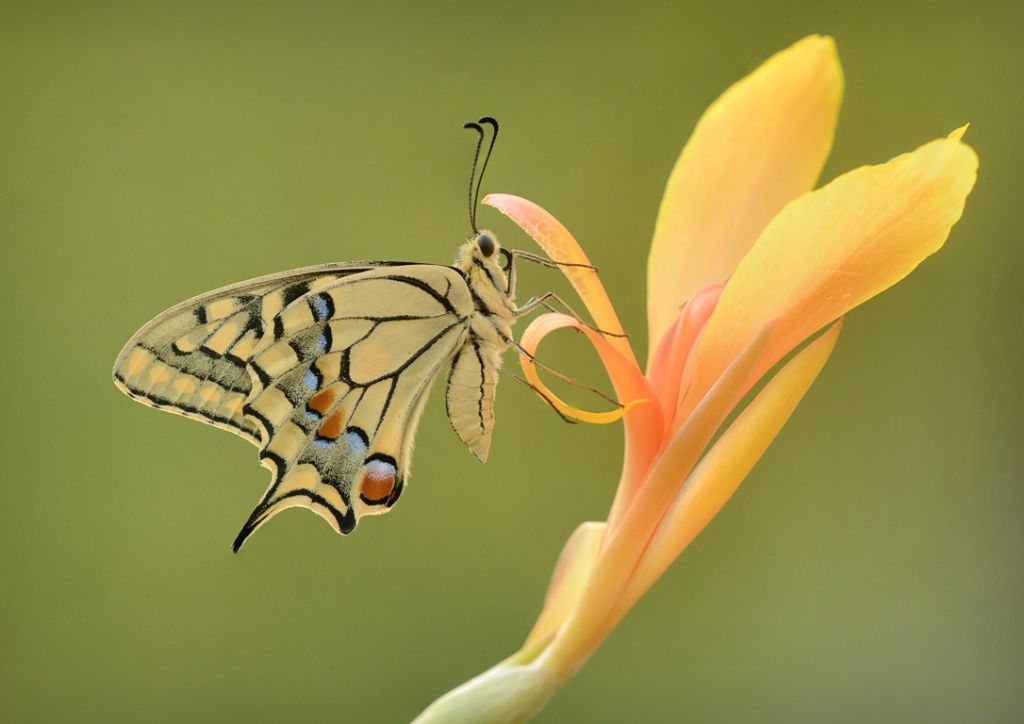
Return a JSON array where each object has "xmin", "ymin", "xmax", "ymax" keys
[
  {"xmin": 303, "ymin": 369, "xmax": 319, "ymax": 391},
  {"xmin": 317, "ymin": 333, "xmax": 329, "ymax": 352},
  {"xmin": 304, "ymin": 410, "xmax": 320, "ymax": 421},
  {"xmin": 313, "ymin": 437, "xmax": 332, "ymax": 450},
  {"xmin": 314, "ymin": 295, "xmax": 331, "ymax": 321},
  {"xmin": 346, "ymin": 429, "xmax": 368, "ymax": 456}
]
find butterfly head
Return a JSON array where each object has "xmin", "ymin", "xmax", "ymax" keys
[
  {"xmin": 458, "ymin": 228, "xmax": 505, "ymax": 269},
  {"xmin": 475, "ymin": 230, "xmax": 496, "ymax": 258},
  {"xmin": 456, "ymin": 229, "xmax": 513, "ymax": 300}
]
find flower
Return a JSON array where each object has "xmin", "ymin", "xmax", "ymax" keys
[{"xmin": 416, "ymin": 35, "xmax": 977, "ymax": 722}]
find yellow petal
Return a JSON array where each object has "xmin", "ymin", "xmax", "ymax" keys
[
  {"xmin": 620, "ymin": 320, "xmax": 842, "ymax": 613},
  {"xmin": 523, "ymin": 522, "xmax": 607, "ymax": 651},
  {"xmin": 647, "ymin": 35, "xmax": 843, "ymax": 359},
  {"xmin": 483, "ymin": 193, "xmax": 638, "ymax": 368},
  {"xmin": 948, "ymin": 124, "xmax": 969, "ymax": 141},
  {"xmin": 681, "ymin": 136, "xmax": 978, "ymax": 420}
]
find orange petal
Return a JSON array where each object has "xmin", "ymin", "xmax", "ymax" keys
[
  {"xmin": 681, "ymin": 136, "xmax": 978, "ymax": 420},
  {"xmin": 646, "ymin": 282, "xmax": 723, "ymax": 415},
  {"xmin": 647, "ymin": 35, "xmax": 843, "ymax": 360},
  {"xmin": 544, "ymin": 323, "xmax": 774, "ymax": 674},
  {"xmin": 483, "ymin": 193, "xmax": 638, "ymax": 368},
  {"xmin": 620, "ymin": 320, "xmax": 842, "ymax": 613},
  {"xmin": 519, "ymin": 315, "xmax": 650, "ymax": 425}
]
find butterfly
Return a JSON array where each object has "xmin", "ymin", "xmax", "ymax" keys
[{"xmin": 113, "ymin": 117, "xmax": 580, "ymax": 551}]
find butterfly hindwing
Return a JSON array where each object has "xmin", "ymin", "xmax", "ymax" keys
[
  {"xmin": 232, "ymin": 265, "xmax": 477, "ymax": 548},
  {"xmin": 445, "ymin": 336, "xmax": 501, "ymax": 463}
]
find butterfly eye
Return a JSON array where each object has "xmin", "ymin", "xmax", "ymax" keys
[{"xmin": 476, "ymin": 233, "xmax": 495, "ymax": 257}]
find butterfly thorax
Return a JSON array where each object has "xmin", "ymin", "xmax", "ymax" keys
[{"xmin": 454, "ymin": 230, "xmax": 516, "ymax": 334}]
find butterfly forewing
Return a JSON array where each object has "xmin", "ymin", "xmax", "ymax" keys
[{"xmin": 113, "ymin": 262, "xmax": 379, "ymax": 444}]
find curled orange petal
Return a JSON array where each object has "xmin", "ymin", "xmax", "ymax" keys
[{"xmin": 518, "ymin": 313, "xmax": 652, "ymax": 425}]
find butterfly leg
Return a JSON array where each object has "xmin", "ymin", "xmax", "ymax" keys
[
  {"xmin": 503, "ymin": 249, "xmax": 598, "ymax": 296},
  {"xmin": 507, "ymin": 337, "xmax": 623, "ymax": 407},
  {"xmin": 514, "ymin": 292, "xmax": 629, "ymax": 339},
  {"xmin": 498, "ymin": 368, "xmax": 580, "ymax": 424},
  {"xmin": 508, "ymin": 249, "xmax": 598, "ymax": 273}
]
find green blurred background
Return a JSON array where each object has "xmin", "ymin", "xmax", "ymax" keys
[{"xmin": 2, "ymin": 1, "xmax": 1021, "ymax": 721}]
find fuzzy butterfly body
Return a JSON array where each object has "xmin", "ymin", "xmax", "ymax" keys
[{"xmin": 113, "ymin": 234, "xmax": 516, "ymax": 550}]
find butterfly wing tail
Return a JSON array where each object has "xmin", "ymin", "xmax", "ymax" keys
[{"xmin": 232, "ymin": 494, "xmax": 354, "ymax": 552}]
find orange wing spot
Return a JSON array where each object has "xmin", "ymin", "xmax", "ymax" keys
[
  {"xmin": 198, "ymin": 384, "xmax": 223, "ymax": 404},
  {"xmin": 147, "ymin": 365, "xmax": 171, "ymax": 384},
  {"xmin": 308, "ymin": 388, "xmax": 336, "ymax": 415},
  {"xmin": 172, "ymin": 377, "xmax": 198, "ymax": 395},
  {"xmin": 360, "ymin": 472, "xmax": 395, "ymax": 504},
  {"xmin": 318, "ymin": 409, "xmax": 344, "ymax": 440},
  {"xmin": 360, "ymin": 458, "xmax": 398, "ymax": 505},
  {"xmin": 125, "ymin": 347, "xmax": 151, "ymax": 375}
]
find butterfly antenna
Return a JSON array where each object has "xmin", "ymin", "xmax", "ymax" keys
[
  {"xmin": 462, "ymin": 116, "xmax": 499, "ymax": 236},
  {"xmin": 463, "ymin": 120, "xmax": 485, "ymax": 235},
  {"xmin": 474, "ymin": 116, "xmax": 499, "ymax": 220}
]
